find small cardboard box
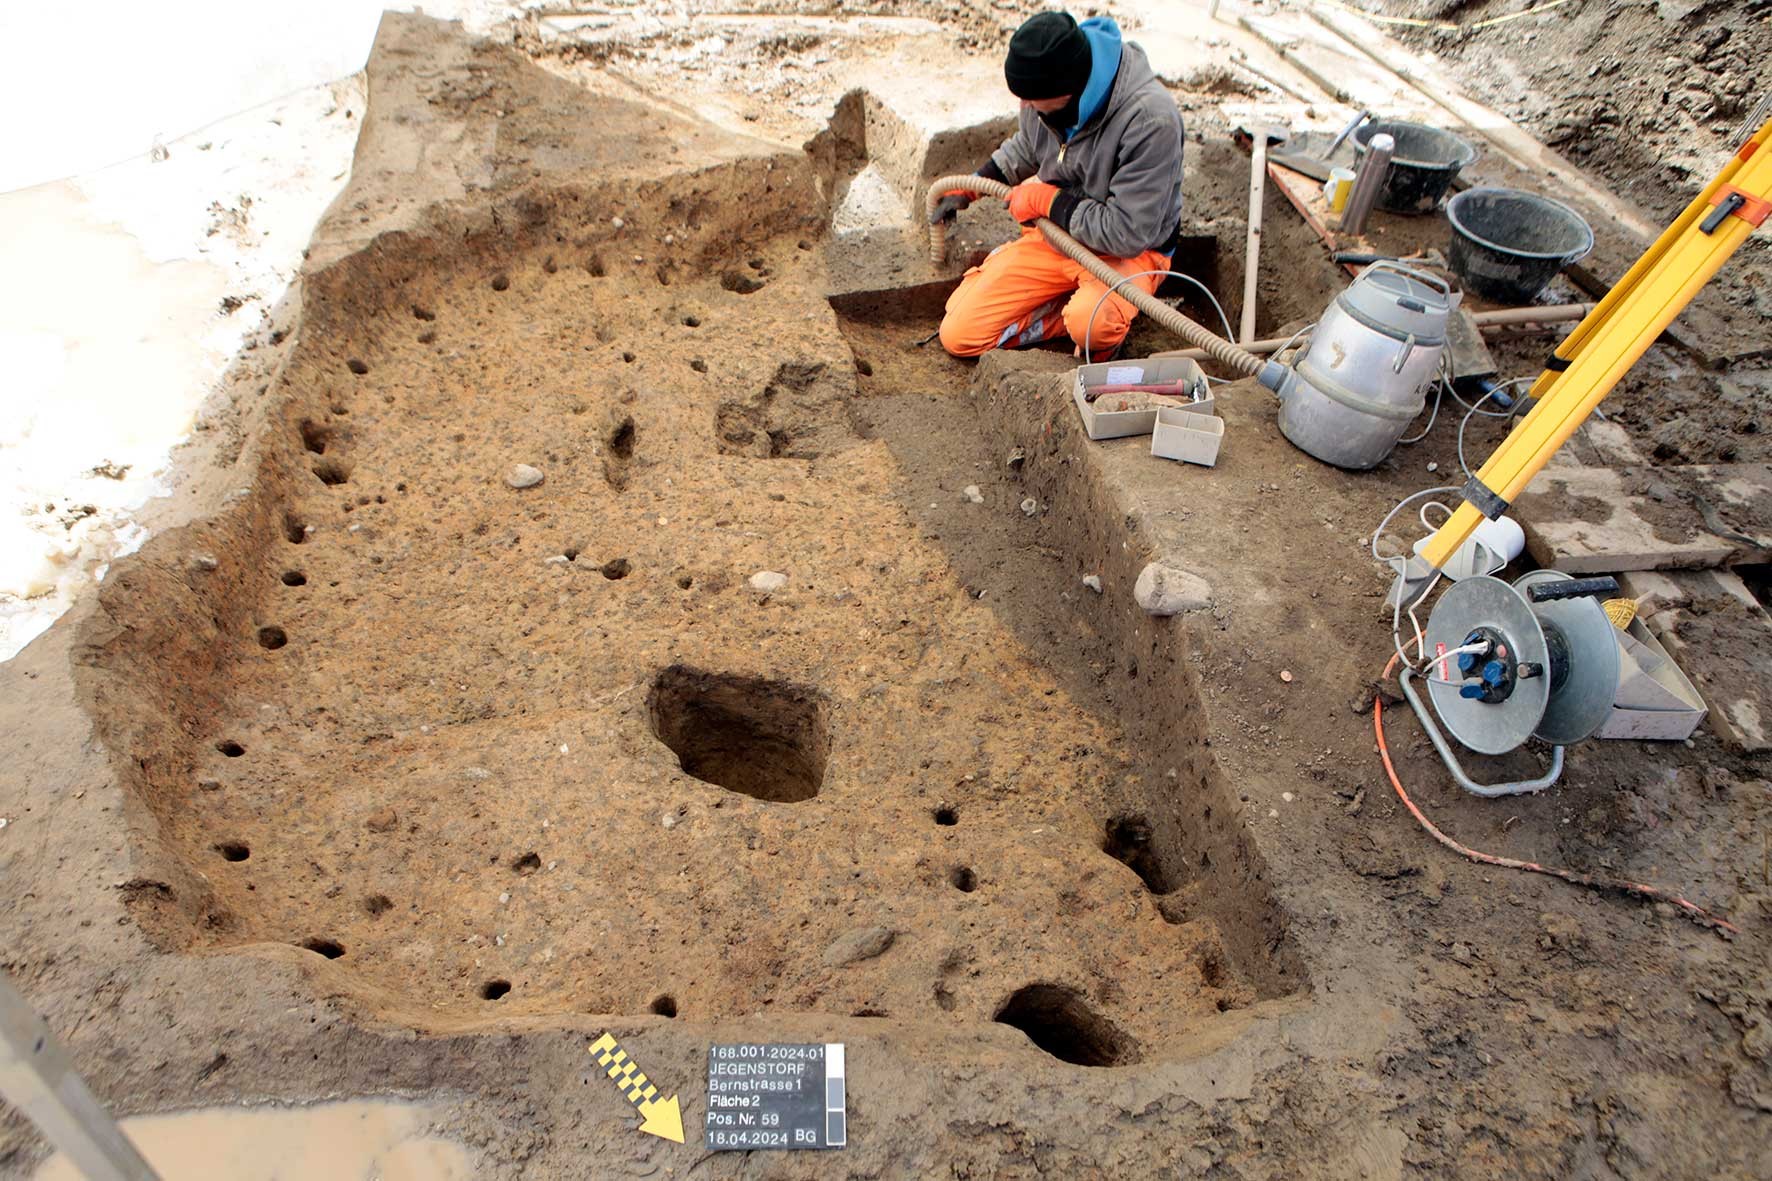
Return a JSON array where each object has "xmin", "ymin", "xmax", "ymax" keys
[
  {"xmin": 1150, "ymin": 406, "xmax": 1224, "ymax": 467},
  {"xmin": 1071, "ymin": 357, "xmax": 1210, "ymax": 441},
  {"xmin": 1594, "ymin": 618, "xmax": 1708, "ymax": 741}
]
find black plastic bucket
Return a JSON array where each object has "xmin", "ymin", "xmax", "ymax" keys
[
  {"xmin": 1446, "ymin": 187, "xmax": 1594, "ymax": 303},
  {"xmin": 1351, "ymin": 120, "xmax": 1478, "ymax": 214}
]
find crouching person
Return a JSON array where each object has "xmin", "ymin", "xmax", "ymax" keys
[{"xmin": 934, "ymin": 11, "xmax": 1186, "ymax": 362}]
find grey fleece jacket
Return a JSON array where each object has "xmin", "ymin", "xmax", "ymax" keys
[{"xmin": 987, "ymin": 40, "xmax": 1185, "ymax": 260}]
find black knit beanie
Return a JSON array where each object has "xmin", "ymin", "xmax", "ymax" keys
[{"xmin": 1004, "ymin": 12, "xmax": 1092, "ymax": 100}]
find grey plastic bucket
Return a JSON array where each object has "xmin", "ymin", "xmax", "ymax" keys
[
  {"xmin": 1351, "ymin": 120, "xmax": 1478, "ymax": 214},
  {"xmin": 1446, "ymin": 187, "xmax": 1594, "ymax": 304}
]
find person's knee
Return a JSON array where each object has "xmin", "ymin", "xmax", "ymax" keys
[
  {"xmin": 1064, "ymin": 297, "xmax": 1132, "ymax": 349},
  {"xmin": 938, "ymin": 309, "xmax": 997, "ymax": 357}
]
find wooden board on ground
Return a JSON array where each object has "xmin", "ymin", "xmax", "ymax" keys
[
  {"xmin": 1237, "ymin": 13, "xmax": 1418, "ymax": 116},
  {"xmin": 1266, "ymin": 161, "xmax": 1362, "ymax": 276},
  {"xmin": 1515, "ymin": 463, "xmax": 1772, "ymax": 574},
  {"xmin": 1618, "ymin": 569, "xmax": 1772, "ymax": 752},
  {"xmin": 1264, "ymin": 160, "xmax": 1454, "ymax": 278}
]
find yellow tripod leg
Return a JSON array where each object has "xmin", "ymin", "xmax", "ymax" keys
[
  {"xmin": 1419, "ymin": 119, "xmax": 1772, "ymax": 573},
  {"xmin": 1527, "ymin": 115, "xmax": 1772, "ymax": 402}
]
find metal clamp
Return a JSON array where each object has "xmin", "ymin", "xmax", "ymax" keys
[
  {"xmin": 1400, "ymin": 667, "xmax": 1566, "ymax": 797},
  {"xmin": 1700, "ymin": 186, "xmax": 1771, "ymax": 234},
  {"xmin": 1459, "ymin": 475, "xmax": 1511, "ymax": 521}
]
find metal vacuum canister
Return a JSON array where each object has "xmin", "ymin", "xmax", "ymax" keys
[{"xmin": 1277, "ymin": 261, "xmax": 1456, "ymax": 470}]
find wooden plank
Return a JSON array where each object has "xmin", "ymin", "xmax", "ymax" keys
[
  {"xmin": 1236, "ymin": 13, "xmax": 1416, "ymax": 115},
  {"xmin": 1264, "ymin": 160, "xmax": 1453, "ymax": 278},
  {"xmin": 1618, "ymin": 569, "xmax": 1772, "ymax": 753},
  {"xmin": 1515, "ymin": 464, "xmax": 1772, "ymax": 574},
  {"xmin": 1266, "ymin": 161, "xmax": 1361, "ymax": 276}
]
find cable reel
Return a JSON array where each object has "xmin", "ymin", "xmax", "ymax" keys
[{"xmin": 1400, "ymin": 570, "xmax": 1622, "ymax": 796}]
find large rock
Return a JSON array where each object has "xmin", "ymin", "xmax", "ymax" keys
[
  {"xmin": 1134, "ymin": 562, "xmax": 1211, "ymax": 616},
  {"xmin": 821, "ymin": 925, "xmax": 896, "ymax": 967}
]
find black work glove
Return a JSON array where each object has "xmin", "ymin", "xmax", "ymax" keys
[
  {"xmin": 928, "ymin": 159, "xmax": 1009, "ymax": 224},
  {"xmin": 929, "ymin": 191, "xmax": 975, "ymax": 224}
]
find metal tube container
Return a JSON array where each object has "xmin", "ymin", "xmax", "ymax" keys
[{"xmin": 1338, "ymin": 132, "xmax": 1393, "ymax": 236}]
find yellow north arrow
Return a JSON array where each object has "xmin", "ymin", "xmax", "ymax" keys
[{"xmin": 589, "ymin": 1032, "xmax": 684, "ymax": 1143}]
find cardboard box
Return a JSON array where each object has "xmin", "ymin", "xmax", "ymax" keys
[
  {"xmin": 1594, "ymin": 618, "xmax": 1708, "ymax": 741},
  {"xmin": 1071, "ymin": 357, "xmax": 1210, "ymax": 441},
  {"xmin": 1150, "ymin": 406, "xmax": 1224, "ymax": 467}
]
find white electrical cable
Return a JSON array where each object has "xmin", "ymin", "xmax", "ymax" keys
[
  {"xmin": 1447, "ymin": 375, "xmax": 1521, "ymax": 417},
  {"xmin": 1080, "ymin": 268, "xmax": 1235, "ymax": 362},
  {"xmin": 1457, "ymin": 388, "xmax": 1500, "ymax": 478},
  {"xmin": 1396, "ymin": 370, "xmax": 1445, "ymax": 446},
  {"xmin": 1457, "ymin": 379, "xmax": 1535, "ymax": 478},
  {"xmin": 1270, "ymin": 321, "xmax": 1316, "ymax": 361},
  {"xmin": 1393, "ymin": 571, "xmax": 1442, "ymax": 673},
  {"xmin": 1420, "ymin": 641, "xmax": 1498, "ymax": 688},
  {"xmin": 1371, "ymin": 484, "xmax": 1459, "ymax": 672},
  {"xmin": 1395, "ymin": 583, "xmax": 1505, "ymax": 684},
  {"xmin": 1369, "ymin": 485, "xmax": 1462, "ymax": 565}
]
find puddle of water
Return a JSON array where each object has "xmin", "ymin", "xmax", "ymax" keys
[{"xmin": 32, "ymin": 1097, "xmax": 475, "ymax": 1181}]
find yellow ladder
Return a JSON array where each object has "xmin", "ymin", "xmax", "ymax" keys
[{"xmin": 1419, "ymin": 112, "xmax": 1772, "ymax": 572}]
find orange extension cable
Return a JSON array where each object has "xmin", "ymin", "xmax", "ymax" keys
[{"xmin": 1375, "ymin": 655, "xmax": 1739, "ymax": 936}]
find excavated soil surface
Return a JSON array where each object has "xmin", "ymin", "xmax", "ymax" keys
[{"xmin": 82, "ymin": 149, "xmax": 1296, "ymax": 1052}]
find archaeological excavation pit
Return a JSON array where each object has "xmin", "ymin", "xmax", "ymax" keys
[
  {"xmin": 993, "ymin": 983, "xmax": 1139, "ymax": 1068},
  {"xmin": 647, "ymin": 666, "xmax": 831, "ymax": 803},
  {"xmin": 78, "ymin": 44, "xmax": 1307, "ymax": 1070}
]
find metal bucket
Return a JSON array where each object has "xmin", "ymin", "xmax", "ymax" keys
[
  {"xmin": 1351, "ymin": 121, "xmax": 1478, "ymax": 214},
  {"xmin": 1447, "ymin": 187, "xmax": 1594, "ymax": 303}
]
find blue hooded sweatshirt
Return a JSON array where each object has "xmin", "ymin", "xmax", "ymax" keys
[{"xmin": 1064, "ymin": 17, "xmax": 1125, "ymax": 142}]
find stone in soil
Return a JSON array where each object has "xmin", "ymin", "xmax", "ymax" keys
[
  {"xmin": 1134, "ymin": 562, "xmax": 1212, "ymax": 615},
  {"xmin": 822, "ymin": 925, "xmax": 896, "ymax": 967}
]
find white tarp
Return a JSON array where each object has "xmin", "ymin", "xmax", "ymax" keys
[
  {"xmin": 0, "ymin": 2, "xmax": 511, "ymax": 661},
  {"xmin": 0, "ymin": 1, "xmax": 393, "ymax": 195}
]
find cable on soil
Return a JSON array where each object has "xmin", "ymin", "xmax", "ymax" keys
[{"xmin": 1375, "ymin": 654, "xmax": 1739, "ymax": 936}]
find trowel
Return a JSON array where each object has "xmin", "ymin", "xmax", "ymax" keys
[{"xmin": 1265, "ymin": 110, "xmax": 1368, "ymax": 181}]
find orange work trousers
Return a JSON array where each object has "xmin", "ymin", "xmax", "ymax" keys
[{"xmin": 939, "ymin": 229, "xmax": 1171, "ymax": 359}]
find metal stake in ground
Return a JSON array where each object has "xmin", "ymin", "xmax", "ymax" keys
[{"xmin": 0, "ymin": 972, "xmax": 161, "ymax": 1180}]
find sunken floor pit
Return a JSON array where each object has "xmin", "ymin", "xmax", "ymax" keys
[{"xmin": 75, "ymin": 19, "xmax": 1298, "ymax": 1065}]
